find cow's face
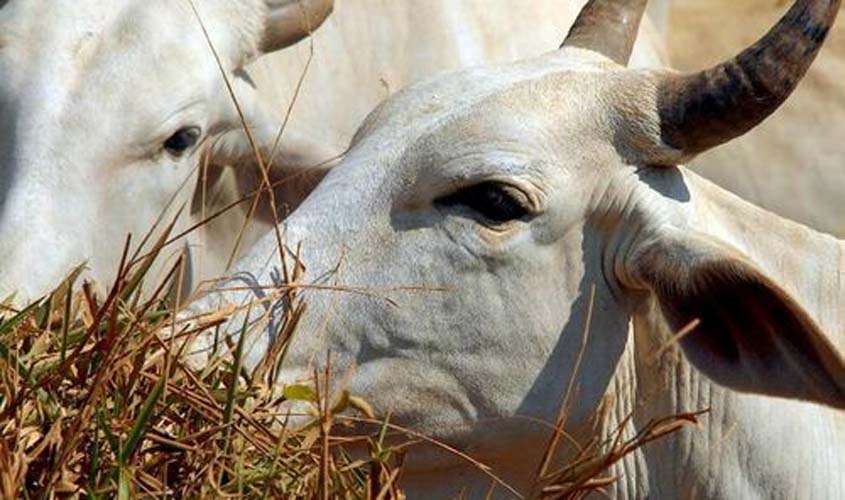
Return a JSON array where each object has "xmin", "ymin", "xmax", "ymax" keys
[
  {"xmin": 0, "ymin": 0, "xmax": 331, "ymax": 302},
  {"xmin": 189, "ymin": 2, "xmax": 845, "ymax": 488},
  {"xmin": 199, "ymin": 11, "xmax": 845, "ymax": 474},
  {"xmin": 223, "ymin": 53, "xmax": 650, "ymax": 446},
  {"xmin": 196, "ymin": 53, "xmax": 661, "ymax": 458}
]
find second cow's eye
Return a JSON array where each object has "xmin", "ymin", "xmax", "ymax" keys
[
  {"xmin": 164, "ymin": 126, "xmax": 202, "ymax": 156},
  {"xmin": 436, "ymin": 182, "xmax": 530, "ymax": 224}
]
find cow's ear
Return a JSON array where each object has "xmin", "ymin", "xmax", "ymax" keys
[
  {"xmin": 627, "ymin": 227, "xmax": 845, "ymax": 409},
  {"xmin": 206, "ymin": 75, "xmax": 336, "ymax": 218},
  {"xmin": 204, "ymin": 116, "xmax": 336, "ymax": 219},
  {"xmin": 261, "ymin": 0, "xmax": 333, "ymax": 54}
]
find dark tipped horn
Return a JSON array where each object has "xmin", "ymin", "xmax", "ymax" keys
[
  {"xmin": 562, "ymin": 0, "xmax": 648, "ymax": 65},
  {"xmin": 657, "ymin": 0, "xmax": 841, "ymax": 157}
]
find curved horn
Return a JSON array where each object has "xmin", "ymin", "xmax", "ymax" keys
[
  {"xmin": 261, "ymin": 0, "xmax": 334, "ymax": 53},
  {"xmin": 562, "ymin": 0, "xmax": 648, "ymax": 65},
  {"xmin": 657, "ymin": 0, "xmax": 841, "ymax": 157}
]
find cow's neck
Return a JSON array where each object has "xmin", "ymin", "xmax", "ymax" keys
[{"xmin": 607, "ymin": 168, "xmax": 845, "ymax": 499}]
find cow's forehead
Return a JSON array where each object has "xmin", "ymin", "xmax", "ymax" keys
[
  {"xmin": 0, "ymin": 0, "xmax": 263, "ymax": 45},
  {"xmin": 2, "ymin": 2, "xmax": 188, "ymax": 58},
  {"xmin": 361, "ymin": 49, "xmax": 617, "ymax": 138},
  {"xmin": 350, "ymin": 48, "xmax": 622, "ymax": 179},
  {"xmin": 1, "ymin": 3, "xmax": 164, "ymax": 95}
]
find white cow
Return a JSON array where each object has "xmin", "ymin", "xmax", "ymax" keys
[
  {"xmin": 191, "ymin": 0, "xmax": 845, "ymax": 497},
  {"xmin": 0, "ymin": 0, "xmax": 670, "ymax": 305},
  {"xmin": 180, "ymin": 0, "xmax": 672, "ymax": 292},
  {"xmin": 0, "ymin": 0, "xmax": 335, "ymax": 302}
]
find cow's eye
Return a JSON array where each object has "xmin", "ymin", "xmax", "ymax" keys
[
  {"xmin": 436, "ymin": 182, "xmax": 530, "ymax": 224},
  {"xmin": 163, "ymin": 126, "xmax": 202, "ymax": 156}
]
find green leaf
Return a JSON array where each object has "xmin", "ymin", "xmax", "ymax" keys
[
  {"xmin": 283, "ymin": 384, "xmax": 317, "ymax": 403},
  {"xmin": 119, "ymin": 376, "xmax": 165, "ymax": 465},
  {"xmin": 121, "ymin": 213, "xmax": 179, "ymax": 302},
  {"xmin": 0, "ymin": 301, "xmax": 42, "ymax": 385},
  {"xmin": 0, "ymin": 299, "xmax": 43, "ymax": 338},
  {"xmin": 87, "ymin": 420, "xmax": 102, "ymax": 500},
  {"xmin": 39, "ymin": 263, "xmax": 86, "ymax": 331},
  {"xmin": 117, "ymin": 467, "xmax": 131, "ymax": 500},
  {"xmin": 97, "ymin": 406, "xmax": 120, "ymax": 456},
  {"xmin": 224, "ymin": 307, "xmax": 251, "ymax": 429},
  {"xmin": 60, "ymin": 282, "xmax": 74, "ymax": 364},
  {"xmin": 35, "ymin": 294, "xmax": 52, "ymax": 330}
]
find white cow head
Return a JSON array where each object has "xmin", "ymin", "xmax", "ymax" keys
[
  {"xmin": 195, "ymin": 0, "xmax": 845, "ymax": 489},
  {"xmin": 0, "ymin": 0, "xmax": 332, "ymax": 302}
]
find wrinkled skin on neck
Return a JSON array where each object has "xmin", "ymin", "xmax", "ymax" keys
[{"xmin": 605, "ymin": 169, "xmax": 845, "ymax": 500}]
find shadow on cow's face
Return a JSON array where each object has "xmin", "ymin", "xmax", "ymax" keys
[{"xmin": 0, "ymin": 0, "xmax": 331, "ymax": 302}]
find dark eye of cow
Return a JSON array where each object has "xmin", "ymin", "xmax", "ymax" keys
[
  {"xmin": 163, "ymin": 126, "xmax": 201, "ymax": 156},
  {"xmin": 436, "ymin": 182, "xmax": 530, "ymax": 224}
]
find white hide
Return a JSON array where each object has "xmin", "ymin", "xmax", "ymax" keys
[
  {"xmin": 190, "ymin": 45, "xmax": 845, "ymax": 500},
  {"xmin": 0, "ymin": 0, "xmax": 267, "ymax": 301}
]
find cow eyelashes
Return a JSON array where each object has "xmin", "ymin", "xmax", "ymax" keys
[
  {"xmin": 163, "ymin": 126, "xmax": 202, "ymax": 157},
  {"xmin": 436, "ymin": 181, "xmax": 531, "ymax": 224}
]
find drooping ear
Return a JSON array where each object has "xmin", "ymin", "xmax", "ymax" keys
[
  {"xmin": 261, "ymin": 0, "xmax": 334, "ymax": 54},
  {"xmin": 205, "ymin": 75, "xmax": 338, "ymax": 218},
  {"xmin": 205, "ymin": 110, "xmax": 339, "ymax": 222},
  {"xmin": 627, "ymin": 227, "xmax": 845, "ymax": 409}
]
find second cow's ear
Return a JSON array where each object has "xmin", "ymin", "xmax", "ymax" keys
[
  {"xmin": 625, "ymin": 226, "xmax": 845, "ymax": 409},
  {"xmin": 204, "ymin": 81, "xmax": 337, "ymax": 220},
  {"xmin": 206, "ymin": 125, "xmax": 333, "ymax": 219},
  {"xmin": 261, "ymin": 0, "xmax": 334, "ymax": 54}
]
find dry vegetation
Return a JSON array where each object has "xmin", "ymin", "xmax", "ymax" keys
[
  {"xmin": 0, "ymin": 219, "xmax": 703, "ymax": 499},
  {"xmin": 0, "ymin": 222, "xmax": 411, "ymax": 499}
]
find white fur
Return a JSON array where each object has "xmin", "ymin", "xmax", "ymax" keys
[{"xmin": 191, "ymin": 37, "xmax": 845, "ymax": 500}]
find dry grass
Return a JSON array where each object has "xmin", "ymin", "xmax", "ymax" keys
[
  {"xmin": 0, "ymin": 224, "xmax": 703, "ymax": 499},
  {"xmin": 0, "ymin": 226, "xmax": 409, "ymax": 499}
]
